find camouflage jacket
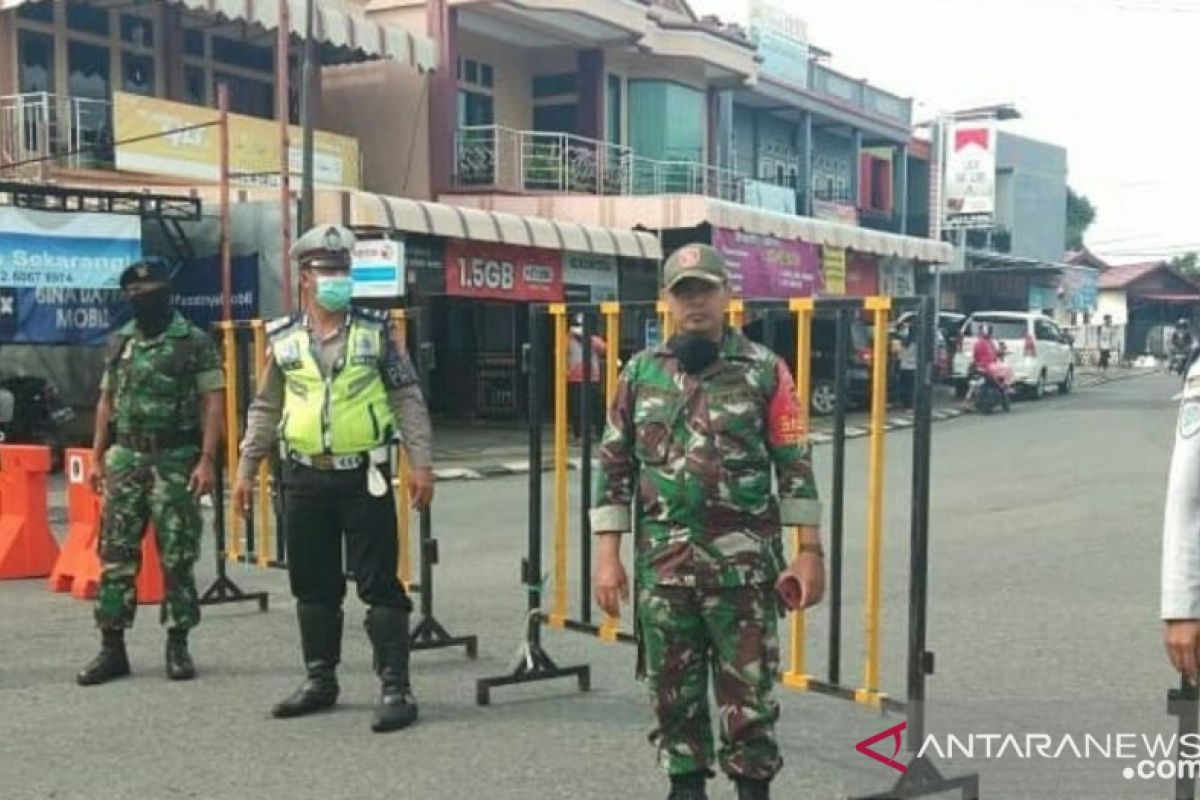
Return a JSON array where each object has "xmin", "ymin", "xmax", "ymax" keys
[
  {"xmin": 102, "ymin": 312, "xmax": 224, "ymax": 437},
  {"xmin": 590, "ymin": 329, "xmax": 821, "ymax": 588}
]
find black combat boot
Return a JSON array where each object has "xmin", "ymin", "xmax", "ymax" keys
[
  {"xmin": 734, "ymin": 777, "xmax": 771, "ymax": 800},
  {"xmin": 668, "ymin": 772, "xmax": 708, "ymax": 800},
  {"xmin": 364, "ymin": 606, "xmax": 418, "ymax": 733},
  {"xmin": 271, "ymin": 604, "xmax": 342, "ymax": 718},
  {"xmin": 77, "ymin": 629, "xmax": 131, "ymax": 686},
  {"xmin": 165, "ymin": 628, "xmax": 196, "ymax": 681}
]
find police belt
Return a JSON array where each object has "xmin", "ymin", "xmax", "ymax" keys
[
  {"xmin": 117, "ymin": 429, "xmax": 200, "ymax": 452},
  {"xmin": 286, "ymin": 446, "xmax": 390, "ymax": 472}
]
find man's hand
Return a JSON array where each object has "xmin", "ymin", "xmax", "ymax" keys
[
  {"xmin": 777, "ymin": 552, "xmax": 826, "ymax": 611},
  {"xmin": 188, "ymin": 455, "xmax": 216, "ymax": 498},
  {"xmin": 1166, "ymin": 620, "xmax": 1200, "ymax": 685},
  {"xmin": 89, "ymin": 463, "xmax": 106, "ymax": 496},
  {"xmin": 594, "ymin": 533, "xmax": 629, "ymax": 618},
  {"xmin": 409, "ymin": 466, "xmax": 434, "ymax": 510},
  {"xmin": 232, "ymin": 478, "xmax": 255, "ymax": 518}
]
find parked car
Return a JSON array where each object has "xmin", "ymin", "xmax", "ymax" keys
[
  {"xmin": 744, "ymin": 313, "xmax": 872, "ymax": 416},
  {"xmin": 951, "ymin": 312, "xmax": 1075, "ymax": 400}
]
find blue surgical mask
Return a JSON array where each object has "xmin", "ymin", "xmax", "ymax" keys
[{"xmin": 314, "ymin": 275, "xmax": 353, "ymax": 312}]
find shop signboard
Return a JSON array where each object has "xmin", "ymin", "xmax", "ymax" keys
[
  {"xmin": 445, "ymin": 240, "xmax": 563, "ymax": 302},
  {"xmin": 711, "ymin": 227, "xmax": 821, "ymax": 299}
]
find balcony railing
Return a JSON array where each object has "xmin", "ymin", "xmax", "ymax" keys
[
  {"xmin": 453, "ymin": 125, "xmax": 746, "ymax": 202},
  {"xmin": 0, "ymin": 92, "xmax": 114, "ymax": 175}
]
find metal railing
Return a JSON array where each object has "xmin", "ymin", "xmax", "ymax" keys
[
  {"xmin": 454, "ymin": 125, "xmax": 745, "ymax": 202},
  {"xmin": 0, "ymin": 92, "xmax": 115, "ymax": 174}
]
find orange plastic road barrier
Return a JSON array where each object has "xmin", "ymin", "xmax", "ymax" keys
[
  {"xmin": 47, "ymin": 449, "xmax": 164, "ymax": 604},
  {"xmin": 0, "ymin": 445, "xmax": 60, "ymax": 579},
  {"xmin": 48, "ymin": 449, "xmax": 102, "ymax": 595}
]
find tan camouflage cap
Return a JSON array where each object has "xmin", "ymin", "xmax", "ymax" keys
[{"xmin": 663, "ymin": 244, "xmax": 729, "ymax": 290}]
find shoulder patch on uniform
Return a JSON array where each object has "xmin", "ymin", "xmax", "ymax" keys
[
  {"xmin": 266, "ymin": 314, "xmax": 298, "ymax": 336},
  {"xmin": 1182, "ymin": 401, "xmax": 1200, "ymax": 439}
]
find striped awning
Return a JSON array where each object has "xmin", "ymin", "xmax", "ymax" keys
[
  {"xmin": 0, "ymin": 1, "xmax": 436, "ymax": 73},
  {"xmin": 322, "ymin": 191, "xmax": 662, "ymax": 260},
  {"xmin": 175, "ymin": 0, "xmax": 437, "ymax": 71}
]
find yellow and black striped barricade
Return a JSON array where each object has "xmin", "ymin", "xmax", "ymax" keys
[{"xmin": 473, "ymin": 296, "xmax": 979, "ymax": 799}]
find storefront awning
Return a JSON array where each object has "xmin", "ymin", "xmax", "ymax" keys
[
  {"xmin": 440, "ymin": 194, "xmax": 954, "ymax": 264},
  {"xmin": 176, "ymin": 0, "xmax": 436, "ymax": 71},
  {"xmin": 0, "ymin": 0, "xmax": 436, "ymax": 72},
  {"xmin": 325, "ymin": 190, "xmax": 662, "ymax": 260}
]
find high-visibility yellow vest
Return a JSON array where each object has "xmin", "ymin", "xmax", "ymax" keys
[{"xmin": 268, "ymin": 312, "xmax": 392, "ymax": 455}]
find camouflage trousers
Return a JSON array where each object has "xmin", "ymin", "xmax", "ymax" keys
[
  {"xmin": 95, "ymin": 445, "xmax": 202, "ymax": 632},
  {"xmin": 637, "ymin": 583, "xmax": 782, "ymax": 781}
]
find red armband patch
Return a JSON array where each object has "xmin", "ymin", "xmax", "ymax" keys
[{"xmin": 768, "ymin": 361, "xmax": 804, "ymax": 447}]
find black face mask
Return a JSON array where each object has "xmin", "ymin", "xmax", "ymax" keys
[
  {"xmin": 129, "ymin": 287, "xmax": 173, "ymax": 337},
  {"xmin": 668, "ymin": 333, "xmax": 721, "ymax": 375}
]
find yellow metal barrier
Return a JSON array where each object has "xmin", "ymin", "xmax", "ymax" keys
[
  {"xmin": 598, "ymin": 301, "xmax": 622, "ymax": 642},
  {"xmin": 251, "ymin": 321, "xmax": 272, "ymax": 567},
  {"xmin": 782, "ymin": 298, "xmax": 815, "ymax": 690},
  {"xmin": 728, "ymin": 298, "xmax": 745, "ymax": 329},
  {"xmin": 390, "ymin": 309, "xmax": 414, "ymax": 589},
  {"xmin": 856, "ymin": 296, "xmax": 892, "ymax": 708},
  {"xmin": 549, "ymin": 304, "xmax": 569, "ymax": 629},
  {"xmin": 218, "ymin": 321, "xmax": 243, "ymax": 563}
]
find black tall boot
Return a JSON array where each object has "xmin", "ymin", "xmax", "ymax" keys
[
  {"xmin": 734, "ymin": 777, "xmax": 771, "ymax": 800},
  {"xmin": 77, "ymin": 629, "xmax": 131, "ymax": 686},
  {"xmin": 165, "ymin": 628, "xmax": 195, "ymax": 681},
  {"xmin": 272, "ymin": 604, "xmax": 342, "ymax": 719},
  {"xmin": 364, "ymin": 606, "xmax": 418, "ymax": 733},
  {"xmin": 668, "ymin": 772, "xmax": 708, "ymax": 800}
]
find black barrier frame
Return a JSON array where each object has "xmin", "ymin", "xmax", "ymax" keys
[
  {"xmin": 406, "ymin": 336, "xmax": 478, "ymax": 659},
  {"xmin": 476, "ymin": 305, "xmax": 591, "ymax": 706},
  {"xmin": 850, "ymin": 295, "xmax": 978, "ymax": 800},
  {"xmin": 199, "ymin": 458, "xmax": 269, "ymax": 612},
  {"xmin": 1169, "ymin": 676, "xmax": 1199, "ymax": 800}
]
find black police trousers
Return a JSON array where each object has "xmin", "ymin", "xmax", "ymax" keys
[{"xmin": 281, "ymin": 462, "xmax": 412, "ymax": 612}]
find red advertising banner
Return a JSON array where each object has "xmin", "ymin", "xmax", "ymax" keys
[
  {"xmin": 847, "ymin": 252, "xmax": 879, "ymax": 298},
  {"xmin": 445, "ymin": 241, "xmax": 564, "ymax": 302}
]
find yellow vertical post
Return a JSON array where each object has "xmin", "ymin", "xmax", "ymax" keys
[
  {"xmin": 598, "ymin": 302, "xmax": 621, "ymax": 642},
  {"xmin": 251, "ymin": 321, "xmax": 271, "ymax": 567},
  {"xmin": 657, "ymin": 300, "xmax": 675, "ymax": 341},
  {"xmin": 390, "ymin": 309, "xmax": 413, "ymax": 589},
  {"xmin": 782, "ymin": 298, "xmax": 814, "ymax": 690},
  {"xmin": 856, "ymin": 297, "xmax": 891, "ymax": 707},
  {"xmin": 728, "ymin": 298, "xmax": 745, "ymax": 329},
  {"xmin": 220, "ymin": 322, "xmax": 243, "ymax": 563},
  {"xmin": 549, "ymin": 304, "xmax": 569, "ymax": 628}
]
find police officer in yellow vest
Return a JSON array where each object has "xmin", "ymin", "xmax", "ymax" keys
[{"xmin": 234, "ymin": 225, "xmax": 434, "ymax": 733}]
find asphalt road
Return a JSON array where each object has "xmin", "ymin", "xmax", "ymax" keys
[{"xmin": 0, "ymin": 371, "xmax": 1184, "ymax": 799}]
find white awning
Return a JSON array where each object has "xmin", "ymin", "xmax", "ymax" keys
[
  {"xmin": 703, "ymin": 200, "xmax": 953, "ymax": 262},
  {"xmin": 174, "ymin": 0, "xmax": 437, "ymax": 71},
  {"xmin": 322, "ymin": 190, "xmax": 662, "ymax": 260},
  {"xmin": 439, "ymin": 194, "xmax": 954, "ymax": 264}
]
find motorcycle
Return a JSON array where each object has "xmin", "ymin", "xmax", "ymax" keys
[
  {"xmin": 1170, "ymin": 347, "xmax": 1191, "ymax": 376},
  {"xmin": 966, "ymin": 364, "xmax": 1011, "ymax": 416},
  {"xmin": 0, "ymin": 375, "xmax": 75, "ymax": 472}
]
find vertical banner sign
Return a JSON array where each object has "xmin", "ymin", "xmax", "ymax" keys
[
  {"xmin": 821, "ymin": 246, "xmax": 847, "ymax": 295},
  {"xmin": 445, "ymin": 240, "xmax": 564, "ymax": 302},
  {"xmin": 944, "ymin": 121, "xmax": 996, "ymax": 223}
]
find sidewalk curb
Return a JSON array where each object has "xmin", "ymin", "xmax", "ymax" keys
[{"xmin": 432, "ymin": 408, "xmax": 969, "ymax": 483}]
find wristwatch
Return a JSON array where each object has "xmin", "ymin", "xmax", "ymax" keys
[{"xmin": 798, "ymin": 542, "xmax": 825, "ymax": 558}]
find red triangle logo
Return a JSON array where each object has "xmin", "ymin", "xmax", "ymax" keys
[{"xmin": 855, "ymin": 721, "xmax": 908, "ymax": 774}]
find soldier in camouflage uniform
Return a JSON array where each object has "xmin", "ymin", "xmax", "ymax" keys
[
  {"xmin": 591, "ymin": 244, "xmax": 826, "ymax": 800},
  {"xmin": 78, "ymin": 258, "xmax": 225, "ymax": 686}
]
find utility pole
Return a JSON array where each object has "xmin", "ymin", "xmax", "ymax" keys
[{"xmin": 300, "ymin": 0, "xmax": 316, "ymax": 231}]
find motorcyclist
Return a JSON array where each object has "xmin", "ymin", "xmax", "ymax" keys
[{"xmin": 969, "ymin": 323, "xmax": 1011, "ymax": 411}]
